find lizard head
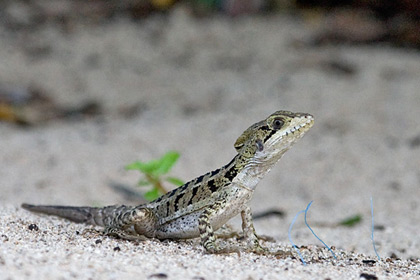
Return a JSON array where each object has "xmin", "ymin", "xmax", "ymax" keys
[{"xmin": 234, "ymin": 110, "xmax": 314, "ymax": 165}]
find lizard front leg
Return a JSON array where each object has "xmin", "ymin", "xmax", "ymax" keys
[
  {"xmin": 198, "ymin": 204, "xmax": 267, "ymax": 255},
  {"xmin": 241, "ymin": 206, "xmax": 291, "ymax": 257},
  {"xmin": 240, "ymin": 206, "xmax": 269, "ymax": 254},
  {"xmin": 198, "ymin": 200, "xmax": 241, "ymax": 254}
]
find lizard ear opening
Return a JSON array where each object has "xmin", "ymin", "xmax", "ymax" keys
[{"xmin": 256, "ymin": 139, "xmax": 264, "ymax": 152}]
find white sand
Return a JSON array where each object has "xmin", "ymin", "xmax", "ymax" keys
[{"xmin": 1, "ymin": 6, "xmax": 419, "ymax": 279}]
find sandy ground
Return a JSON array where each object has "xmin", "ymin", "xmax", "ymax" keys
[{"xmin": 1, "ymin": 6, "xmax": 420, "ymax": 279}]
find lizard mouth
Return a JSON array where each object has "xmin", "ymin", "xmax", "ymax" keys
[
  {"xmin": 263, "ymin": 114, "xmax": 314, "ymax": 153},
  {"xmin": 282, "ymin": 114, "xmax": 314, "ymax": 137}
]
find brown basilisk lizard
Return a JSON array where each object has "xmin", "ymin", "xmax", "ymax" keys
[{"xmin": 22, "ymin": 110, "xmax": 314, "ymax": 255}]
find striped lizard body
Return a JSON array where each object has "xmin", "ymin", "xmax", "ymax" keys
[{"xmin": 22, "ymin": 110, "xmax": 314, "ymax": 254}]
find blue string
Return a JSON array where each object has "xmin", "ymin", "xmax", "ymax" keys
[
  {"xmin": 288, "ymin": 209, "xmax": 307, "ymax": 265},
  {"xmin": 303, "ymin": 201, "xmax": 337, "ymax": 260},
  {"xmin": 370, "ymin": 197, "xmax": 381, "ymax": 261},
  {"xmin": 290, "ymin": 199, "xmax": 380, "ymax": 264}
]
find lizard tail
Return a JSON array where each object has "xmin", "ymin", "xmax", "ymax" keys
[{"xmin": 21, "ymin": 203, "xmax": 133, "ymax": 227}]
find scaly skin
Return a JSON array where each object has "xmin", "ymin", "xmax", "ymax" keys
[{"xmin": 22, "ymin": 110, "xmax": 314, "ymax": 254}]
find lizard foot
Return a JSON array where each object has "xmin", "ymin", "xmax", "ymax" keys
[
  {"xmin": 214, "ymin": 224, "xmax": 242, "ymax": 240},
  {"xmin": 81, "ymin": 228, "xmax": 102, "ymax": 238},
  {"xmin": 104, "ymin": 227, "xmax": 149, "ymax": 241},
  {"xmin": 205, "ymin": 244, "xmax": 242, "ymax": 256},
  {"xmin": 255, "ymin": 234, "xmax": 275, "ymax": 242},
  {"xmin": 244, "ymin": 239, "xmax": 292, "ymax": 257},
  {"xmin": 248, "ymin": 246, "xmax": 293, "ymax": 257}
]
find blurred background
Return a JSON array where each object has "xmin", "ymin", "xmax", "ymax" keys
[
  {"xmin": 1, "ymin": 0, "xmax": 419, "ymax": 124},
  {"xmin": 0, "ymin": 0, "xmax": 419, "ymax": 259}
]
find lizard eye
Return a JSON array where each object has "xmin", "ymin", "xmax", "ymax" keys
[{"xmin": 272, "ymin": 118, "xmax": 284, "ymax": 130}]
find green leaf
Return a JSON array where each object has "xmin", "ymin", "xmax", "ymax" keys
[
  {"xmin": 137, "ymin": 180, "xmax": 151, "ymax": 187},
  {"xmin": 338, "ymin": 214, "xmax": 362, "ymax": 227},
  {"xmin": 144, "ymin": 188, "xmax": 161, "ymax": 201},
  {"xmin": 153, "ymin": 151, "xmax": 180, "ymax": 176},
  {"xmin": 126, "ymin": 160, "xmax": 160, "ymax": 174},
  {"xmin": 166, "ymin": 176, "xmax": 184, "ymax": 186}
]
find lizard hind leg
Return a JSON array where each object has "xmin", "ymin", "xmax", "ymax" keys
[
  {"xmin": 105, "ymin": 206, "xmax": 158, "ymax": 241},
  {"xmin": 104, "ymin": 226, "xmax": 149, "ymax": 241}
]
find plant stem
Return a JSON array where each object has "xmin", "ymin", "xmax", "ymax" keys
[{"xmin": 146, "ymin": 174, "xmax": 168, "ymax": 194}]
